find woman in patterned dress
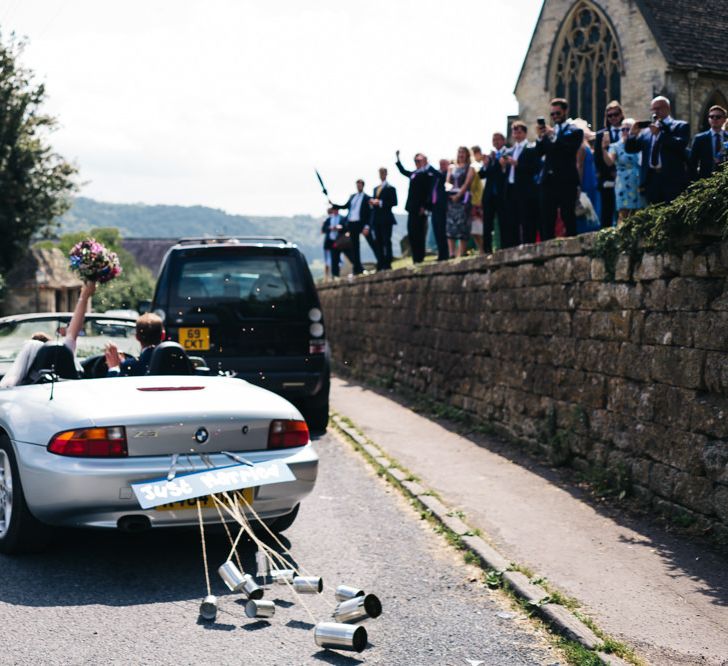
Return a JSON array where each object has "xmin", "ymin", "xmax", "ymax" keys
[
  {"xmin": 445, "ymin": 146, "xmax": 476, "ymax": 258},
  {"xmin": 601, "ymin": 118, "xmax": 646, "ymax": 223}
]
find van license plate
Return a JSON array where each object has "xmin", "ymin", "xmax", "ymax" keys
[
  {"xmin": 155, "ymin": 488, "xmax": 255, "ymax": 511},
  {"xmin": 180, "ymin": 327, "xmax": 210, "ymax": 351}
]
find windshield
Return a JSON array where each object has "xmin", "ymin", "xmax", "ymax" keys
[
  {"xmin": 169, "ymin": 253, "xmax": 310, "ymax": 318},
  {"xmin": 0, "ymin": 318, "xmax": 140, "ymax": 364}
]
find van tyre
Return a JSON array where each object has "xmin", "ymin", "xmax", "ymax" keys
[
  {"xmin": 0, "ymin": 435, "xmax": 52, "ymax": 554},
  {"xmin": 302, "ymin": 381, "xmax": 330, "ymax": 435}
]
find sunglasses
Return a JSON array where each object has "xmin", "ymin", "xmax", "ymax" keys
[
  {"xmin": 620, "ymin": 127, "xmax": 630, "ymax": 132},
  {"xmin": 708, "ymin": 114, "xmax": 726, "ymax": 120},
  {"xmin": 606, "ymin": 112, "xmax": 622, "ymax": 118},
  {"xmin": 550, "ymin": 111, "xmax": 562, "ymax": 117}
]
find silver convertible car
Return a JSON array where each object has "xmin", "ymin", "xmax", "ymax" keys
[{"xmin": 0, "ymin": 313, "xmax": 318, "ymax": 554}]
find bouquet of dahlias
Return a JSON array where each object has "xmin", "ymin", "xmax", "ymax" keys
[{"xmin": 69, "ymin": 238, "xmax": 122, "ymax": 283}]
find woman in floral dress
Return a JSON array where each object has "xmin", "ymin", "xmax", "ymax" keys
[{"xmin": 601, "ymin": 118, "xmax": 646, "ymax": 223}]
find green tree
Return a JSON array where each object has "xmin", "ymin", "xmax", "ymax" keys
[
  {"xmin": 37, "ymin": 227, "xmax": 155, "ymax": 311},
  {"xmin": 0, "ymin": 33, "xmax": 77, "ymax": 273}
]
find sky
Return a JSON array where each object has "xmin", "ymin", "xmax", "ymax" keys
[{"xmin": 2, "ymin": 0, "xmax": 543, "ymax": 218}]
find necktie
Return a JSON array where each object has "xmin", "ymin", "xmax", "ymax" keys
[
  {"xmin": 376, "ymin": 184, "xmax": 383, "ymax": 198},
  {"xmin": 650, "ymin": 137, "xmax": 660, "ymax": 168},
  {"xmin": 715, "ymin": 132, "xmax": 722, "ymax": 158},
  {"xmin": 611, "ymin": 128, "xmax": 618, "ymax": 142}
]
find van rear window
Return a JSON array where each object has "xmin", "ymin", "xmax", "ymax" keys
[{"xmin": 170, "ymin": 254, "xmax": 309, "ymax": 317}]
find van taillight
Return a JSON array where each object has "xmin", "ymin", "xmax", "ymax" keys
[
  {"xmin": 48, "ymin": 426, "xmax": 128, "ymax": 457},
  {"xmin": 268, "ymin": 420, "xmax": 309, "ymax": 449},
  {"xmin": 309, "ymin": 339, "xmax": 326, "ymax": 354}
]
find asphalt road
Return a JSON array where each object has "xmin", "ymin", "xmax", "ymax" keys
[{"xmin": 0, "ymin": 434, "xmax": 563, "ymax": 666}]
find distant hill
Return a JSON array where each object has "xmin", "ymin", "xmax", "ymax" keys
[{"xmin": 58, "ymin": 197, "xmax": 405, "ymax": 277}]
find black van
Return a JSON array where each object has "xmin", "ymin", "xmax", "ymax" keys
[{"xmin": 151, "ymin": 238, "xmax": 329, "ymax": 431}]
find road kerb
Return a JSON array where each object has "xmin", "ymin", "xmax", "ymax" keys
[
  {"xmin": 329, "ymin": 413, "xmax": 640, "ymax": 666},
  {"xmin": 502, "ymin": 571, "xmax": 550, "ymax": 605},
  {"xmin": 460, "ymin": 534, "xmax": 510, "ymax": 574}
]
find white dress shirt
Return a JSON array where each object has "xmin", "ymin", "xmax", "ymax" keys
[
  {"xmin": 649, "ymin": 115, "xmax": 673, "ymax": 169},
  {"xmin": 508, "ymin": 140, "xmax": 528, "ymax": 184},
  {"xmin": 348, "ymin": 192, "xmax": 364, "ymax": 222}
]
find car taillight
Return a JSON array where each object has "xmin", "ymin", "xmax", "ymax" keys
[
  {"xmin": 48, "ymin": 426, "xmax": 128, "ymax": 457},
  {"xmin": 309, "ymin": 339, "xmax": 326, "ymax": 354},
  {"xmin": 268, "ymin": 420, "xmax": 309, "ymax": 449}
]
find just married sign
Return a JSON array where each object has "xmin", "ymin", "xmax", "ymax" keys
[{"xmin": 131, "ymin": 461, "xmax": 295, "ymax": 509}]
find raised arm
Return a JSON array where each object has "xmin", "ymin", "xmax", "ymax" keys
[
  {"xmin": 395, "ymin": 150, "xmax": 413, "ymax": 178},
  {"xmin": 328, "ymin": 196, "xmax": 350, "ymax": 210},
  {"xmin": 65, "ymin": 281, "xmax": 96, "ymax": 351}
]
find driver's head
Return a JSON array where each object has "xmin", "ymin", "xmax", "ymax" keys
[{"xmin": 136, "ymin": 313, "xmax": 164, "ymax": 348}]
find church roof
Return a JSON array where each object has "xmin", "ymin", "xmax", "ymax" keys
[{"xmin": 636, "ymin": 0, "xmax": 728, "ymax": 73}]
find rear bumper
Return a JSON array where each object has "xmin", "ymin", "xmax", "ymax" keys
[
  {"xmin": 13, "ymin": 441, "xmax": 318, "ymax": 529},
  {"xmin": 201, "ymin": 356, "xmax": 328, "ymax": 398}
]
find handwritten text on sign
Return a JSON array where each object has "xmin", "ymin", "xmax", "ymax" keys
[{"xmin": 131, "ymin": 461, "xmax": 295, "ymax": 509}]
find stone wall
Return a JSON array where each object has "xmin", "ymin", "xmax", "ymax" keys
[{"xmin": 319, "ymin": 234, "xmax": 728, "ymax": 542}]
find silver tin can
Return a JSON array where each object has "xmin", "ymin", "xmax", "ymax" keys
[
  {"xmin": 218, "ymin": 561, "xmax": 246, "ymax": 592},
  {"xmin": 332, "ymin": 594, "xmax": 382, "ymax": 623},
  {"xmin": 245, "ymin": 599, "xmax": 276, "ymax": 618},
  {"xmin": 242, "ymin": 573, "xmax": 264, "ymax": 600},
  {"xmin": 334, "ymin": 585, "xmax": 365, "ymax": 602},
  {"xmin": 199, "ymin": 595, "xmax": 218, "ymax": 621},
  {"xmin": 270, "ymin": 568, "xmax": 296, "ymax": 585},
  {"xmin": 293, "ymin": 576, "xmax": 323, "ymax": 594},
  {"xmin": 314, "ymin": 622, "xmax": 368, "ymax": 652},
  {"xmin": 255, "ymin": 551, "xmax": 269, "ymax": 579}
]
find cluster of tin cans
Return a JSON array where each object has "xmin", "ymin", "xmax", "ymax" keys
[{"xmin": 198, "ymin": 550, "xmax": 382, "ymax": 653}]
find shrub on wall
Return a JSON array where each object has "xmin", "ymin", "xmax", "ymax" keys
[{"xmin": 593, "ymin": 165, "xmax": 728, "ymax": 275}]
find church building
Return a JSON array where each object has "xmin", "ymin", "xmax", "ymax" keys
[{"xmin": 515, "ymin": 0, "xmax": 728, "ymax": 133}]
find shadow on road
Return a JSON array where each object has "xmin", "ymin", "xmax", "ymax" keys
[
  {"xmin": 0, "ymin": 526, "xmax": 294, "ymax": 608},
  {"xmin": 341, "ymin": 378, "xmax": 728, "ymax": 611},
  {"xmin": 311, "ymin": 649, "xmax": 365, "ymax": 665}
]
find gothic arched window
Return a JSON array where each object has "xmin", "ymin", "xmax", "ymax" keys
[{"xmin": 550, "ymin": 1, "xmax": 623, "ymax": 130}]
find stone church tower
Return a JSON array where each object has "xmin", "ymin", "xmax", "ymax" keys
[{"xmin": 515, "ymin": 0, "xmax": 728, "ymax": 132}]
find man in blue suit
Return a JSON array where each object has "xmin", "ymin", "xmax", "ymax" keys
[
  {"xmin": 535, "ymin": 98, "xmax": 583, "ymax": 239},
  {"xmin": 105, "ymin": 313, "xmax": 164, "ymax": 376},
  {"xmin": 689, "ymin": 105, "xmax": 728, "ymax": 180},
  {"xmin": 329, "ymin": 180, "xmax": 372, "ymax": 275},
  {"xmin": 625, "ymin": 96, "xmax": 690, "ymax": 204}
]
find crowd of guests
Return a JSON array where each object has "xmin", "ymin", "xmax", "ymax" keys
[{"xmin": 322, "ymin": 96, "xmax": 728, "ymax": 278}]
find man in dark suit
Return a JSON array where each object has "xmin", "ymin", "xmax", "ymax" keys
[
  {"xmin": 502, "ymin": 121, "xmax": 541, "ymax": 247},
  {"xmin": 105, "ymin": 313, "xmax": 164, "ymax": 376},
  {"xmin": 478, "ymin": 134, "xmax": 509, "ymax": 253},
  {"xmin": 329, "ymin": 179, "xmax": 371, "ymax": 275},
  {"xmin": 323, "ymin": 206, "xmax": 347, "ymax": 278},
  {"xmin": 689, "ymin": 105, "xmax": 728, "ymax": 180},
  {"xmin": 431, "ymin": 158, "xmax": 450, "ymax": 261},
  {"xmin": 395, "ymin": 150, "xmax": 439, "ymax": 264},
  {"xmin": 368, "ymin": 168, "xmax": 398, "ymax": 270},
  {"xmin": 625, "ymin": 96, "xmax": 690, "ymax": 204},
  {"xmin": 594, "ymin": 100, "xmax": 624, "ymax": 228},
  {"xmin": 535, "ymin": 97, "xmax": 583, "ymax": 239}
]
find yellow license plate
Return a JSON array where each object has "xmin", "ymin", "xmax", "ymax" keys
[
  {"xmin": 180, "ymin": 327, "xmax": 210, "ymax": 351},
  {"xmin": 155, "ymin": 488, "xmax": 255, "ymax": 511}
]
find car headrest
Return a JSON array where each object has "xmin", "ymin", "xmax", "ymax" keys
[
  {"xmin": 146, "ymin": 341, "xmax": 194, "ymax": 376},
  {"xmin": 251, "ymin": 273, "xmax": 287, "ymax": 301},
  {"xmin": 179, "ymin": 276, "xmax": 209, "ymax": 299},
  {"xmin": 25, "ymin": 342, "xmax": 79, "ymax": 384}
]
